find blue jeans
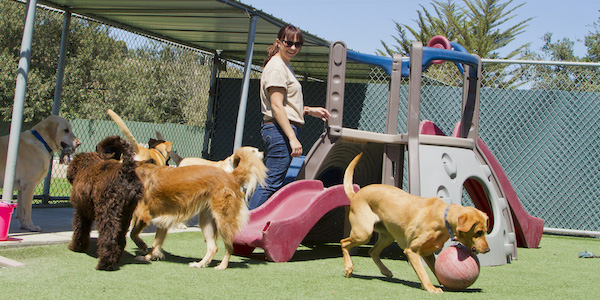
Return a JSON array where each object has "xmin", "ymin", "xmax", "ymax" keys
[{"xmin": 248, "ymin": 122, "xmax": 301, "ymax": 210}]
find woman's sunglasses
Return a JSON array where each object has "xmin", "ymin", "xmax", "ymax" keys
[{"xmin": 281, "ymin": 40, "xmax": 303, "ymax": 48}]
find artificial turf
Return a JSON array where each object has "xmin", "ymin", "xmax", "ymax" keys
[{"xmin": 0, "ymin": 233, "xmax": 599, "ymax": 299}]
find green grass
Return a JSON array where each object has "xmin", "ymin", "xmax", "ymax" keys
[
  {"xmin": 0, "ymin": 178, "xmax": 71, "ymax": 197},
  {"xmin": 1, "ymin": 234, "xmax": 599, "ymax": 299},
  {"xmin": 0, "ymin": 178, "xmax": 71, "ymax": 205}
]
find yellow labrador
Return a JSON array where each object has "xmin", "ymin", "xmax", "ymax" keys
[
  {"xmin": 342, "ymin": 153, "xmax": 490, "ymax": 293},
  {"xmin": 0, "ymin": 115, "xmax": 81, "ymax": 231}
]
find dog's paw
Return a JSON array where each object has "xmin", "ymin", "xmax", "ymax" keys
[
  {"xmin": 214, "ymin": 263, "xmax": 228, "ymax": 271},
  {"xmin": 189, "ymin": 261, "xmax": 208, "ymax": 268},
  {"xmin": 381, "ymin": 268, "xmax": 393, "ymax": 278},
  {"xmin": 135, "ymin": 244, "xmax": 148, "ymax": 253},
  {"xmin": 20, "ymin": 223, "xmax": 42, "ymax": 232},
  {"xmin": 96, "ymin": 264, "xmax": 117, "ymax": 271},
  {"xmin": 135, "ymin": 255, "xmax": 150, "ymax": 262},
  {"xmin": 145, "ymin": 251, "xmax": 164, "ymax": 261},
  {"xmin": 344, "ymin": 264, "xmax": 354, "ymax": 278},
  {"xmin": 68, "ymin": 243, "xmax": 87, "ymax": 253},
  {"xmin": 96, "ymin": 259, "xmax": 118, "ymax": 271},
  {"xmin": 423, "ymin": 284, "xmax": 443, "ymax": 294}
]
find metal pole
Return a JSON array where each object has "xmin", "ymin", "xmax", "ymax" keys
[
  {"xmin": 2, "ymin": 0, "xmax": 38, "ymax": 204},
  {"xmin": 233, "ymin": 15, "xmax": 257, "ymax": 151},
  {"xmin": 202, "ymin": 50, "xmax": 222, "ymax": 159},
  {"xmin": 41, "ymin": 10, "xmax": 71, "ymax": 204},
  {"xmin": 52, "ymin": 11, "xmax": 70, "ymax": 116},
  {"xmin": 544, "ymin": 227, "xmax": 600, "ymax": 238}
]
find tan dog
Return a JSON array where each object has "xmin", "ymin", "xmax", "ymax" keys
[
  {"xmin": 0, "ymin": 115, "xmax": 81, "ymax": 231},
  {"xmin": 106, "ymin": 109, "xmax": 172, "ymax": 166},
  {"xmin": 130, "ymin": 148, "xmax": 267, "ymax": 270},
  {"xmin": 341, "ymin": 153, "xmax": 490, "ymax": 293}
]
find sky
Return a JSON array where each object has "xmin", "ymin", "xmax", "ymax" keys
[{"xmin": 242, "ymin": 0, "xmax": 599, "ymax": 59}]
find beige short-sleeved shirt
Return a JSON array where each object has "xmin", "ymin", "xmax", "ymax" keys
[{"xmin": 260, "ymin": 56, "xmax": 304, "ymax": 125}]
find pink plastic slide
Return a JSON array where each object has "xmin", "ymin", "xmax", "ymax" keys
[
  {"xmin": 420, "ymin": 120, "xmax": 543, "ymax": 248},
  {"xmin": 468, "ymin": 138, "xmax": 544, "ymax": 248},
  {"xmin": 233, "ymin": 180, "xmax": 357, "ymax": 262}
]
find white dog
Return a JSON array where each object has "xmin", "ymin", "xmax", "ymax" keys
[
  {"xmin": 0, "ymin": 115, "xmax": 81, "ymax": 231},
  {"xmin": 178, "ymin": 146, "xmax": 265, "ymax": 202}
]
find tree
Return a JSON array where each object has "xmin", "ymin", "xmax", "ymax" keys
[
  {"xmin": 526, "ymin": 16, "xmax": 600, "ymax": 92},
  {"xmin": 378, "ymin": 0, "xmax": 531, "ymax": 59},
  {"xmin": 1, "ymin": 0, "xmax": 211, "ymax": 126},
  {"xmin": 377, "ymin": 0, "xmax": 532, "ymax": 88},
  {"xmin": 379, "ymin": 0, "xmax": 466, "ymax": 57},
  {"xmin": 585, "ymin": 17, "xmax": 600, "ymax": 62},
  {"xmin": 0, "ymin": 0, "xmax": 64, "ymax": 123}
]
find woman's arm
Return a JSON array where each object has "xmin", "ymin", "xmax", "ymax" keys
[{"xmin": 269, "ymin": 87, "xmax": 303, "ymax": 157}]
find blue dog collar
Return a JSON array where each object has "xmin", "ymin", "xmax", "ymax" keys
[
  {"xmin": 32, "ymin": 130, "xmax": 53, "ymax": 154},
  {"xmin": 444, "ymin": 205, "xmax": 457, "ymax": 241}
]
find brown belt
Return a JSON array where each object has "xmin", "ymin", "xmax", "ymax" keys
[{"xmin": 264, "ymin": 119, "xmax": 303, "ymax": 128}]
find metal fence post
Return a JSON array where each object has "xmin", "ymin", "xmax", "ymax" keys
[
  {"xmin": 41, "ymin": 10, "xmax": 71, "ymax": 205},
  {"xmin": 202, "ymin": 50, "xmax": 222, "ymax": 159},
  {"xmin": 233, "ymin": 15, "xmax": 257, "ymax": 151},
  {"xmin": 1, "ymin": 0, "xmax": 38, "ymax": 204}
]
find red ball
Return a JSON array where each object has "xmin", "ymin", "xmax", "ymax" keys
[{"xmin": 435, "ymin": 244, "xmax": 480, "ymax": 290}]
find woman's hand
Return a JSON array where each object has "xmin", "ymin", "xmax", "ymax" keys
[
  {"xmin": 305, "ymin": 107, "xmax": 331, "ymax": 121},
  {"xmin": 289, "ymin": 137, "xmax": 302, "ymax": 157}
]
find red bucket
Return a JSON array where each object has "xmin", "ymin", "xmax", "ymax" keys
[{"xmin": 0, "ymin": 203, "xmax": 17, "ymax": 241}]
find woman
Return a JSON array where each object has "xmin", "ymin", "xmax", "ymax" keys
[{"xmin": 248, "ymin": 25, "xmax": 331, "ymax": 210}]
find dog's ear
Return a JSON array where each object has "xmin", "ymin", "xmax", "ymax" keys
[
  {"xmin": 156, "ymin": 131, "xmax": 165, "ymax": 140},
  {"xmin": 170, "ymin": 150, "xmax": 183, "ymax": 166},
  {"xmin": 148, "ymin": 138, "xmax": 166, "ymax": 149},
  {"xmin": 231, "ymin": 152, "xmax": 242, "ymax": 168},
  {"xmin": 456, "ymin": 212, "xmax": 479, "ymax": 234},
  {"xmin": 45, "ymin": 117, "xmax": 59, "ymax": 140}
]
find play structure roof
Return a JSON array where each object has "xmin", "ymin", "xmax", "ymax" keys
[{"xmin": 35, "ymin": 0, "xmax": 375, "ymax": 80}]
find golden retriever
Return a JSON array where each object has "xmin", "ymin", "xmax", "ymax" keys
[
  {"xmin": 106, "ymin": 109, "xmax": 172, "ymax": 166},
  {"xmin": 341, "ymin": 153, "xmax": 490, "ymax": 293},
  {"xmin": 0, "ymin": 115, "xmax": 81, "ymax": 232},
  {"xmin": 130, "ymin": 147, "xmax": 267, "ymax": 270}
]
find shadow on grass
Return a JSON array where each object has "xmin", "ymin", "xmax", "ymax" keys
[
  {"xmin": 124, "ymin": 246, "xmax": 269, "ymax": 269},
  {"xmin": 233, "ymin": 242, "xmax": 409, "ymax": 264},
  {"xmin": 288, "ymin": 242, "xmax": 408, "ymax": 262},
  {"xmin": 82, "ymin": 238, "xmax": 267, "ymax": 270},
  {"xmin": 81, "ymin": 238, "xmax": 150, "ymax": 271},
  {"xmin": 350, "ymin": 273, "xmax": 482, "ymax": 293}
]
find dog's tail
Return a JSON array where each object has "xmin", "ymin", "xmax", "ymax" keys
[
  {"xmin": 107, "ymin": 109, "xmax": 138, "ymax": 147},
  {"xmin": 231, "ymin": 150, "xmax": 268, "ymax": 202},
  {"xmin": 343, "ymin": 153, "xmax": 363, "ymax": 200}
]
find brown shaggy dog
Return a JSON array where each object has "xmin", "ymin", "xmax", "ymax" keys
[
  {"xmin": 66, "ymin": 136, "xmax": 144, "ymax": 271},
  {"xmin": 130, "ymin": 148, "xmax": 267, "ymax": 270}
]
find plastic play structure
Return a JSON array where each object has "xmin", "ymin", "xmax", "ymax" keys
[{"xmin": 233, "ymin": 36, "xmax": 544, "ymax": 266}]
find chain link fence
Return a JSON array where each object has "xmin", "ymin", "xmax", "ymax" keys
[
  {"xmin": 2, "ymin": 0, "xmax": 599, "ymax": 233},
  {"xmin": 1, "ymin": 1, "xmax": 212, "ymax": 204}
]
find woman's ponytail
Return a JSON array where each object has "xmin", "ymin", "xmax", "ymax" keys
[{"xmin": 263, "ymin": 41, "xmax": 279, "ymax": 66}]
